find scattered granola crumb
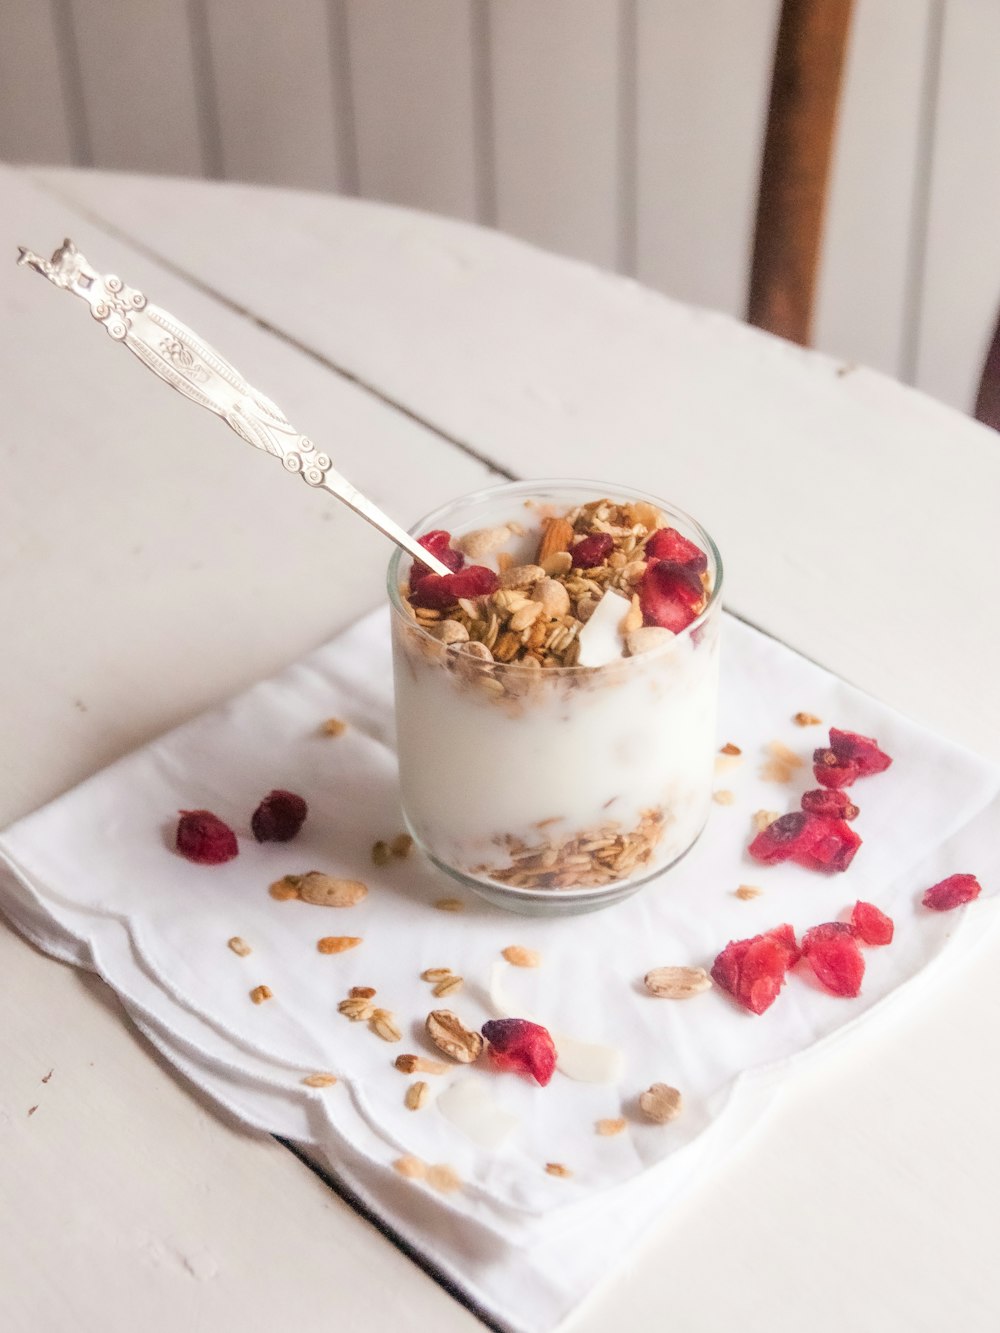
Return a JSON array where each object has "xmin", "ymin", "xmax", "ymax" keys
[
  {"xmin": 769, "ymin": 740, "xmax": 803, "ymax": 766},
  {"xmin": 735, "ymin": 885, "xmax": 763, "ymax": 901},
  {"xmin": 502, "ymin": 945, "xmax": 541, "ymax": 968},
  {"xmin": 41, "ymin": 1070, "xmax": 53, "ymax": 1084},
  {"xmin": 405, "ymin": 1081, "xmax": 430, "ymax": 1111},
  {"xmin": 596, "ymin": 1118, "xmax": 627, "ymax": 1137},
  {"xmin": 349, "ymin": 985, "xmax": 376, "ymax": 999},
  {"xmin": 434, "ymin": 897, "xmax": 465, "ymax": 912},
  {"xmin": 761, "ymin": 739, "xmax": 804, "ymax": 783},
  {"xmin": 321, "ymin": 717, "xmax": 347, "ymax": 737},
  {"xmin": 372, "ymin": 840, "xmax": 393, "ymax": 866},
  {"xmin": 269, "ymin": 876, "xmax": 301, "ymax": 902},
  {"xmin": 720, "ymin": 742, "xmax": 742, "ymax": 755},
  {"xmin": 338, "ymin": 996, "xmax": 374, "ymax": 1021},
  {"xmin": 370, "ymin": 1008, "xmax": 402, "ymax": 1042},
  {"xmin": 793, "ymin": 712, "xmax": 822, "ymax": 727},
  {"xmin": 317, "ymin": 936, "xmax": 362, "ymax": 954},
  {"xmin": 249, "ymin": 985, "xmax": 273, "ymax": 1005},
  {"xmin": 432, "ymin": 974, "xmax": 464, "ymax": 997},
  {"xmin": 426, "ymin": 1010, "xmax": 484, "ymax": 1063},
  {"xmin": 394, "ymin": 1054, "xmax": 450, "ymax": 1075},
  {"xmin": 420, "ymin": 967, "xmax": 453, "ymax": 982},
  {"xmin": 713, "ymin": 790, "xmax": 736, "ymax": 806},
  {"xmin": 393, "ymin": 1155, "xmax": 427, "ymax": 1180},
  {"xmin": 753, "ymin": 809, "xmax": 781, "ymax": 832},
  {"xmin": 390, "ymin": 833, "xmax": 414, "ymax": 859},
  {"xmin": 426, "ymin": 1164, "xmax": 462, "ymax": 1194},
  {"xmin": 639, "ymin": 1083, "xmax": 683, "ymax": 1124},
  {"xmin": 228, "ymin": 936, "xmax": 252, "ymax": 957},
  {"xmin": 301, "ymin": 1073, "xmax": 337, "ymax": 1088},
  {"xmin": 643, "ymin": 966, "xmax": 712, "ymax": 998},
  {"xmin": 545, "ymin": 1162, "xmax": 573, "ymax": 1178}
]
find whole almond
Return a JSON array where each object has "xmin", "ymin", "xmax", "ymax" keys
[
  {"xmin": 426, "ymin": 1009, "xmax": 483, "ymax": 1063},
  {"xmin": 297, "ymin": 872, "xmax": 367, "ymax": 908},
  {"xmin": 643, "ymin": 966, "xmax": 712, "ymax": 999},
  {"xmin": 537, "ymin": 516, "xmax": 574, "ymax": 564},
  {"xmin": 639, "ymin": 1083, "xmax": 683, "ymax": 1124}
]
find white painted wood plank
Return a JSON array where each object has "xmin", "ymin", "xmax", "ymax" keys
[
  {"xmin": 813, "ymin": 0, "xmax": 933, "ymax": 377},
  {"xmin": 634, "ymin": 0, "xmax": 779, "ymax": 317},
  {"xmin": 0, "ymin": 0, "xmax": 75, "ymax": 164},
  {"xmin": 346, "ymin": 0, "xmax": 479, "ymax": 220},
  {"xmin": 489, "ymin": 0, "xmax": 621, "ymax": 267},
  {"xmin": 914, "ymin": 0, "xmax": 1000, "ymax": 411},
  {"xmin": 202, "ymin": 0, "xmax": 348, "ymax": 191},
  {"xmin": 67, "ymin": 0, "xmax": 204, "ymax": 177}
]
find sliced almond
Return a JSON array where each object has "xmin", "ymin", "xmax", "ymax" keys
[
  {"xmin": 432, "ymin": 974, "xmax": 464, "ymax": 997},
  {"xmin": 596, "ymin": 1117, "xmax": 627, "ymax": 1137},
  {"xmin": 537, "ymin": 516, "xmax": 574, "ymax": 564},
  {"xmin": 227, "ymin": 936, "xmax": 252, "ymax": 957},
  {"xmin": 426, "ymin": 1009, "xmax": 483, "ymax": 1063},
  {"xmin": 249, "ymin": 985, "xmax": 273, "ymax": 1005},
  {"xmin": 317, "ymin": 935, "xmax": 362, "ymax": 954},
  {"xmin": 393, "ymin": 1155, "xmax": 427, "ymax": 1180},
  {"xmin": 370, "ymin": 1008, "xmax": 402, "ymax": 1042},
  {"xmin": 297, "ymin": 872, "xmax": 368, "ymax": 908},
  {"xmin": 643, "ymin": 966, "xmax": 712, "ymax": 999},
  {"xmin": 405, "ymin": 1081, "xmax": 430, "ymax": 1111},
  {"xmin": 501, "ymin": 945, "xmax": 541, "ymax": 968},
  {"xmin": 301, "ymin": 1073, "xmax": 337, "ymax": 1088},
  {"xmin": 639, "ymin": 1082, "xmax": 683, "ymax": 1124}
]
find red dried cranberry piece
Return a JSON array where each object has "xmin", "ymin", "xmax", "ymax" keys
[
  {"xmin": 711, "ymin": 925, "xmax": 799, "ymax": 1014},
  {"xmin": 922, "ymin": 873, "xmax": 982, "ymax": 911},
  {"xmin": 481, "ymin": 1018, "xmax": 556, "ymax": 1086},
  {"xmin": 410, "ymin": 529, "xmax": 464, "ymax": 585},
  {"xmin": 251, "ymin": 789, "xmax": 308, "ymax": 843},
  {"xmin": 176, "ymin": 810, "xmax": 239, "ymax": 865},
  {"xmin": 570, "ymin": 532, "xmax": 614, "ymax": 568},
  {"xmin": 801, "ymin": 928, "xmax": 865, "ymax": 997},
  {"xmin": 409, "ymin": 564, "xmax": 500, "ymax": 609},
  {"xmin": 812, "ymin": 748, "xmax": 860, "ymax": 789},
  {"xmin": 829, "ymin": 727, "xmax": 892, "ymax": 777},
  {"xmin": 748, "ymin": 811, "xmax": 824, "ymax": 865},
  {"xmin": 801, "ymin": 788, "xmax": 859, "ymax": 820},
  {"xmin": 796, "ymin": 819, "xmax": 862, "ymax": 873},
  {"xmin": 638, "ymin": 560, "xmax": 703, "ymax": 632},
  {"xmin": 850, "ymin": 900, "xmax": 894, "ymax": 945},
  {"xmin": 645, "ymin": 527, "xmax": 708, "ymax": 573}
]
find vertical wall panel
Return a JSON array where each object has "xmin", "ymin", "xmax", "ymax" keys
[
  {"xmin": 69, "ymin": 0, "xmax": 204, "ymax": 177},
  {"xmin": 346, "ymin": 0, "xmax": 479, "ymax": 220},
  {"xmin": 0, "ymin": 1, "xmax": 75, "ymax": 164},
  {"xmin": 634, "ymin": 0, "xmax": 779, "ymax": 318},
  {"xmin": 813, "ymin": 0, "xmax": 933, "ymax": 377},
  {"xmin": 489, "ymin": 0, "xmax": 622, "ymax": 267},
  {"xmin": 203, "ymin": 0, "xmax": 349, "ymax": 191},
  {"xmin": 914, "ymin": 0, "xmax": 1000, "ymax": 412}
]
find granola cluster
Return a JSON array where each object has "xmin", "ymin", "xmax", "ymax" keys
[
  {"xmin": 401, "ymin": 498, "xmax": 711, "ymax": 670},
  {"xmin": 474, "ymin": 807, "xmax": 666, "ymax": 891}
]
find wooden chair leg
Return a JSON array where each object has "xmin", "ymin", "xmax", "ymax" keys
[
  {"xmin": 747, "ymin": 0, "xmax": 855, "ymax": 345},
  {"xmin": 974, "ymin": 310, "xmax": 1000, "ymax": 430}
]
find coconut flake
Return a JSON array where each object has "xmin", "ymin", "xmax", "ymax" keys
[
  {"xmin": 436, "ymin": 1078, "xmax": 521, "ymax": 1150},
  {"xmin": 575, "ymin": 589, "xmax": 632, "ymax": 667},
  {"xmin": 553, "ymin": 1034, "xmax": 625, "ymax": 1084}
]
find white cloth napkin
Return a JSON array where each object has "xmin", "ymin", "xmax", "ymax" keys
[{"xmin": 2, "ymin": 609, "xmax": 998, "ymax": 1332}]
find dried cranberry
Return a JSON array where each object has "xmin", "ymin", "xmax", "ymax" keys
[
  {"xmin": 409, "ymin": 564, "xmax": 500, "ymax": 609},
  {"xmin": 801, "ymin": 788, "xmax": 859, "ymax": 820},
  {"xmin": 711, "ymin": 925, "xmax": 799, "ymax": 1014},
  {"xmin": 812, "ymin": 748, "xmax": 861, "ymax": 789},
  {"xmin": 922, "ymin": 874, "xmax": 982, "ymax": 911},
  {"xmin": 801, "ymin": 927, "xmax": 865, "ymax": 997},
  {"xmin": 850, "ymin": 900, "xmax": 894, "ymax": 945},
  {"xmin": 645, "ymin": 527, "xmax": 708, "ymax": 573},
  {"xmin": 639, "ymin": 560, "xmax": 703, "ymax": 632},
  {"xmin": 829, "ymin": 727, "xmax": 892, "ymax": 777},
  {"xmin": 251, "ymin": 789, "xmax": 308, "ymax": 842},
  {"xmin": 410, "ymin": 530, "xmax": 464, "ymax": 585},
  {"xmin": 570, "ymin": 532, "xmax": 614, "ymax": 568},
  {"xmin": 481, "ymin": 1018, "xmax": 556, "ymax": 1086},
  {"xmin": 796, "ymin": 819, "xmax": 862, "ymax": 873},
  {"xmin": 176, "ymin": 810, "xmax": 238, "ymax": 865},
  {"xmin": 748, "ymin": 811, "xmax": 824, "ymax": 865}
]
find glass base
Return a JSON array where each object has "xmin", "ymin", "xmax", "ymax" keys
[{"xmin": 420, "ymin": 818, "xmax": 709, "ymax": 917}]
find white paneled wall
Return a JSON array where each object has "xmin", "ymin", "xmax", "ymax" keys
[{"xmin": 0, "ymin": 0, "xmax": 996, "ymax": 415}]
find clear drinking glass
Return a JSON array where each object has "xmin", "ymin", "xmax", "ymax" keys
[{"xmin": 388, "ymin": 480, "xmax": 723, "ymax": 915}]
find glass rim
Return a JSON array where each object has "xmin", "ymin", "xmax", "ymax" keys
[{"xmin": 386, "ymin": 477, "xmax": 724, "ymax": 674}]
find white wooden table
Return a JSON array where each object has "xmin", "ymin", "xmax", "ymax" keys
[{"xmin": 3, "ymin": 164, "xmax": 999, "ymax": 1333}]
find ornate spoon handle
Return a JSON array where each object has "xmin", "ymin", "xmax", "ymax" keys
[{"xmin": 16, "ymin": 238, "xmax": 451, "ymax": 576}]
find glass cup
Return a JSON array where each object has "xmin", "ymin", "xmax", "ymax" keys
[{"xmin": 387, "ymin": 480, "xmax": 723, "ymax": 915}]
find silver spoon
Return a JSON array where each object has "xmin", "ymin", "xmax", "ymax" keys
[{"xmin": 16, "ymin": 238, "xmax": 452, "ymax": 577}]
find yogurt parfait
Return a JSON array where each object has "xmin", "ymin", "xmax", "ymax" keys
[{"xmin": 388, "ymin": 481, "xmax": 722, "ymax": 914}]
